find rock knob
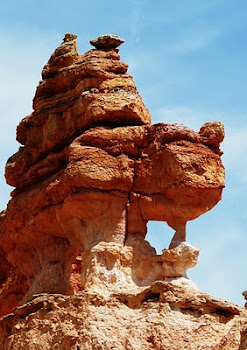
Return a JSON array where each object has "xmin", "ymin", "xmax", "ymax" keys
[
  {"xmin": 63, "ymin": 33, "xmax": 77, "ymax": 42},
  {"xmin": 90, "ymin": 34, "xmax": 125, "ymax": 49},
  {"xmin": 199, "ymin": 121, "xmax": 225, "ymax": 145}
]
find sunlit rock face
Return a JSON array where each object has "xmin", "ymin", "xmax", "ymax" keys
[{"xmin": 1, "ymin": 34, "xmax": 245, "ymax": 350}]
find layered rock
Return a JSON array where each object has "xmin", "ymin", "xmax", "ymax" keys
[
  {"xmin": 6, "ymin": 33, "xmax": 150, "ymax": 189},
  {"xmin": 0, "ymin": 284, "xmax": 246, "ymax": 350},
  {"xmin": 0, "ymin": 33, "xmax": 245, "ymax": 349}
]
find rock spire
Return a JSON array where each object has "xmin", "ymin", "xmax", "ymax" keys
[
  {"xmin": 1, "ymin": 31, "xmax": 225, "ymax": 307},
  {"xmin": 0, "ymin": 33, "xmax": 245, "ymax": 350}
]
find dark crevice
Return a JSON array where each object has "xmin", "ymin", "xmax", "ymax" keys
[
  {"xmin": 136, "ymin": 197, "xmax": 146, "ymax": 223},
  {"xmin": 181, "ymin": 307, "xmax": 196, "ymax": 313},
  {"xmin": 15, "ymin": 301, "xmax": 44, "ymax": 319},
  {"xmin": 46, "ymin": 307, "xmax": 54, "ymax": 313},
  {"xmin": 142, "ymin": 292, "xmax": 160, "ymax": 303},
  {"xmin": 210, "ymin": 308, "xmax": 233, "ymax": 317},
  {"xmin": 26, "ymin": 117, "xmax": 145, "ymax": 163},
  {"xmin": 124, "ymin": 195, "xmax": 131, "ymax": 246},
  {"xmin": 124, "ymin": 153, "xmax": 138, "ymax": 245}
]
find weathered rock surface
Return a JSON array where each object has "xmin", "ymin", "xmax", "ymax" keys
[
  {"xmin": 90, "ymin": 34, "xmax": 125, "ymax": 49},
  {"xmin": 0, "ymin": 33, "xmax": 245, "ymax": 349},
  {"xmin": 1, "ymin": 118, "xmax": 225, "ymax": 303},
  {"xmin": 0, "ymin": 283, "xmax": 246, "ymax": 350}
]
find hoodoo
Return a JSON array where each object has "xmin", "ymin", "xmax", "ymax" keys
[{"xmin": 0, "ymin": 34, "xmax": 246, "ymax": 349}]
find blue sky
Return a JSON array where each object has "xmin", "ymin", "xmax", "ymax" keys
[{"xmin": 0, "ymin": 0, "xmax": 246, "ymax": 305}]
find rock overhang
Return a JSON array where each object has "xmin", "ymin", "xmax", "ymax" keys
[{"xmin": 0, "ymin": 33, "xmax": 226, "ymax": 316}]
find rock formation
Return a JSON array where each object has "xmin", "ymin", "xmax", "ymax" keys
[{"xmin": 0, "ymin": 33, "xmax": 246, "ymax": 349}]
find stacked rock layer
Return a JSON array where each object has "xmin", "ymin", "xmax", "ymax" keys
[{"xmin": 0, "ymin": 34, "xmax": 246, "ymax": 349}]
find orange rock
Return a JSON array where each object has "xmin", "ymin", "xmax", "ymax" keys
[
  {"xmin": 1, "ymin": 33, "xmax": 242, "ymax": 350},
  {"xmin": 8, "ymin": 34, "xmax": 150, "ymax": 187},
  {"xmin": 0, "ymin": 284, "xmax": 245, "ymax": 350},
  {"xmin": 2, "ymin": 33, "xmax": 225, "ymax": 299},
  {"xmin": 90, "ymin": 34, "xmax": 125, "ymax": 49}
]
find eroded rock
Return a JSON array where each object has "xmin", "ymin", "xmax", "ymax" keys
[
  {"xmin": 162, "ymin": 242, "xmax": 199, "ymax": 277},
  {"xmin": 90, "ymin": 34, "xmax": 125, "ymax": 49},
  {"xmin": 1, "ymin": 33, "xmax": 226, "ymax": 302},
  {"xmin": 0, "ymin": 283, "xmax": 245, "ymax": 350},
  {"xmin": 0, "ymin": 33, "xmax": 243, "ymax": 350},
  {"xmin": 199, "ymin": 121, "xmax": 225, "ymax": 148}
]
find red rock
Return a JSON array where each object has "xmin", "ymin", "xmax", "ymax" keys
[
  {"xmin": 90, "ymin": 34, "xmax": 125, "ymax": 49},
  {"xmin": 3, "ymin": 32, "xmax": 225, "ymax": 298},
  {"xmin": 7, "ymin": 35, "xmax": 150, "ymax": 188},
  {"xmin": 199, "ymin": 121, "xmax": 225, "ymax": 147},
  {"xmin": 0, "ymin": 33, "xmax": 244, "ymax": 350}
]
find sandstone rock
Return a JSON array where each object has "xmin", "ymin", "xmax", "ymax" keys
[
  {"xmin": 41, "ymin": 33, "xmax": 79, "ymax": 79},
  {"xmin": 162, "ymin": 242, "xmax": 199, "ymax": 277},
  {"xmin": 0, "ymin": 283, "xmax": 245, "ymax": 350},
  {"xmin": 63, "ymin": 33, "xmax": 77, "ymax": 42},
  {"xmin": 6, "ymin": 36, "xmax": 150, "ymax": 188},
  {"xmin": 90, "ymin": 34, "xmax": 125, "ymax": 49},
  {"xmin": 1, "ymin": 119, "xmax": 225, "ymax": 299},
  {"xmin": 2, "ymin": 34, "xmax": 225, "ymax": 301},
  {"xmin": 199, "ymin": 121, "xmax": 225, "ymax": 148},
  {"xmin": 0, "ymin": 33, "xmax": 243, "ymax": 349}
]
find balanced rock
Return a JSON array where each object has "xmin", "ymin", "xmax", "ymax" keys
[
  {"xmin": 199, "ymin": 121, "xmax": 225, "ymax": 148},
  {"xmin": 0, "ymin": 33, "xmax": 246, "ymax": 350},
  {"xmin": 90, "ymin": 34, "xmax": 125, "ymax": 49}
]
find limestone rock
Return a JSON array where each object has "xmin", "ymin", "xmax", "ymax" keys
[
  {"xmin": 0, "ymin": 284, "xmax": 246, "ymax": 350},
  {"xmin": 6, "ymin": 34, "xmax": 150, "ymax": 187},
  {"xmin": 2, "ymin": 33, "xmax": 225, "ymax": 303},
  {"xmin": 162, "ymin": 242, "xmax": 199, "ymax": 277},
  {"xmin": 0, "ymin": 33, "xmax": 244, "ymax": 349}
]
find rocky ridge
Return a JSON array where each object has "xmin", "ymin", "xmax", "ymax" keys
[{"xmin": 0, "ymin": 33, "xmax": 246, "ymax": 349}]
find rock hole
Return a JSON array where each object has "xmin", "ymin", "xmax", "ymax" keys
[
  {"xmin": 146, "ymin": 221, "xmax": 174, "ymax": 254},
  {"xmin": 46, "ymin": 307, "xmax": 54, "ymax": 313},
  {"xmin": 142, "ymin": 291, "xmax": 160, "ymax": 303},
  {"xmin": 181, "ymin": 307, "xmax": 196, "ymax": 313},
  {"xmin": 210, "ymin": 308, "xmax": 232, "ymax": 317}
]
